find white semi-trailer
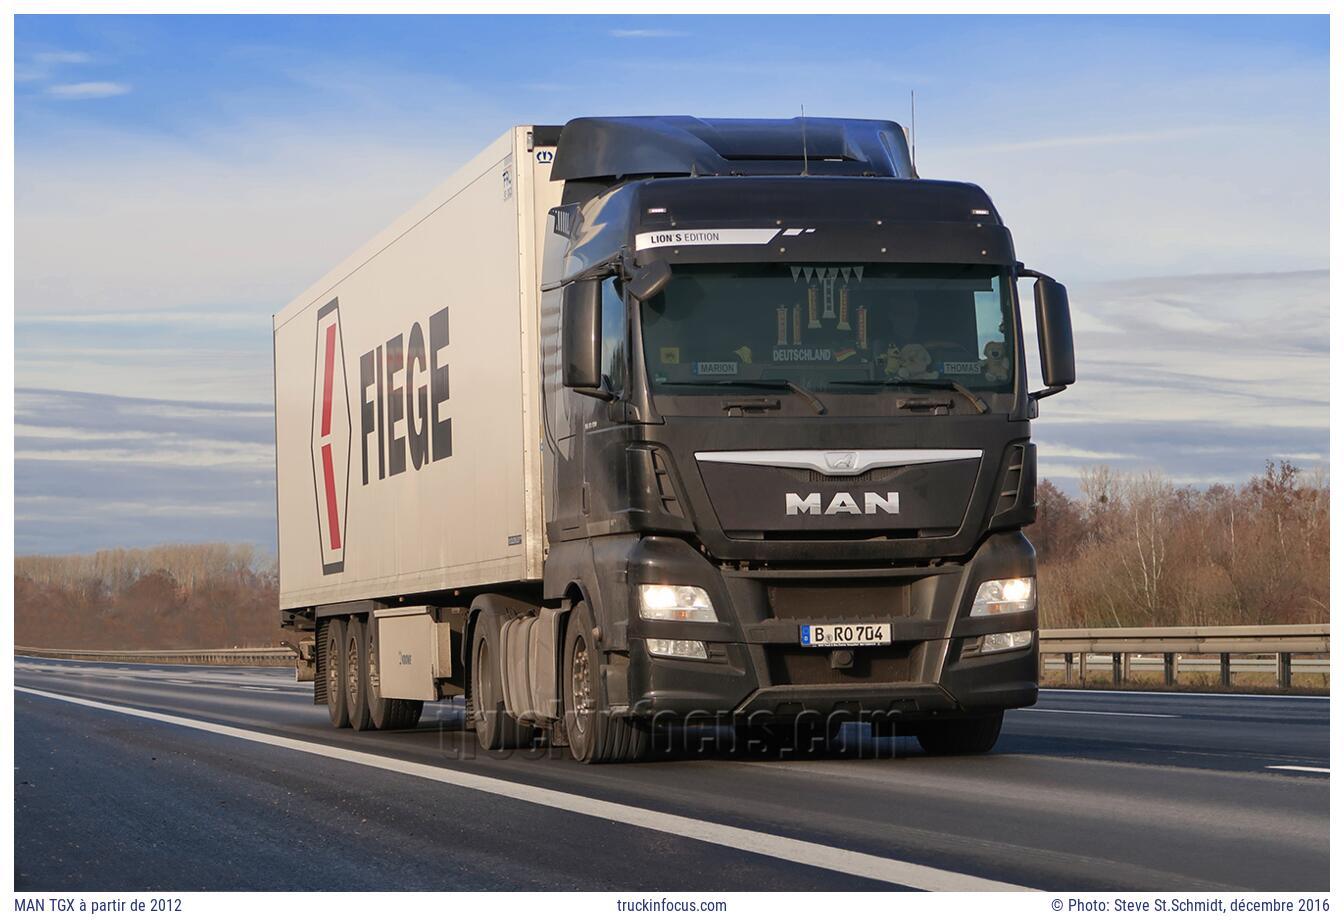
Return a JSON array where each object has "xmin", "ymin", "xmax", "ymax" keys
[{"xmin": 274, "ymin": 117, "xmax": 1075, "ymax": 762}]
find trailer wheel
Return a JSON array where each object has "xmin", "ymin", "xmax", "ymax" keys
[
  {"xmin": 563, "ymin": 601, "xmax": 649, "ymax": 764},
  {"xmin": 364, "ymin": 616, "xmax": 423, "ymax": 731},
  {"xmin": 470, "ymin": 609, "xmax": 534, "ymax": 750},
  {"xmin": 916, "ymin": 711, "xmax": 1004, "ymax": 756},
  {"xmin": 345, "ymin": 615, "xmax": 374, "ymax": 731},
  {"xmin": 325, "ymin": 617, "xmax": 350, "ymax": 729}
]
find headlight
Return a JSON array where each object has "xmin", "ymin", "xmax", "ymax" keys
[
  {"xmin": 969, "ymin": 577, "xmax": 1035, "ymax": 616},
  {"xmin": 638, "ymin": 584, "xmax": 718, "ymax": 622},
  {"xmin": 645, "ymin": 638, "xmax": 709, "ymax": 660}
]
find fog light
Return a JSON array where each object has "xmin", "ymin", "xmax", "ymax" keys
[
  {"xmin": 645, "ymin": 638, "xmax": 709, "ymax": 661},
  {"xmin": 981, "ymin": 630, "xmax": 1033, "ymax": 654},
  {"xmin": 969, "ymin": 577, "xmax": 1036, "ymax": 616}
]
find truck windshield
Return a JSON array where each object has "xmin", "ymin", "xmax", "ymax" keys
[{"xmin": 640, "ymin": 263, "xmax": 1014, "ymax": 399}]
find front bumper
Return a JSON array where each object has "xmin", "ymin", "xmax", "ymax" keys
[{"xmin": 620, "ymin": 530, "xmax": 1039, "ymax": 724}]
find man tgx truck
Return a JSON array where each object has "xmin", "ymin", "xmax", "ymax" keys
[{"xmin": 273, "ymin": 115, "xmax": 1075, "ymax": 762}]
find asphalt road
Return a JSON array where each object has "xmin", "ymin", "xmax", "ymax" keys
[{"xmin": 14, "ymin": 656, "xmax": 1329, "ymax": 892}]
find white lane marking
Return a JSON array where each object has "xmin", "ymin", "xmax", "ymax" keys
[
  {"xmin": 16, "ymin": 686, "xmax": 1027, "ymax": 892},
  {"xmin": 1041, "ymin": 688, "xmax": 1328, "ymax": 702},
  {"xmin": 1025, "ymin": 708, "xmax": 1178, "ymax": 719},
  {"xmin": 1265, "ymin": 765, "xmax": 1329, "ymax": 775}
]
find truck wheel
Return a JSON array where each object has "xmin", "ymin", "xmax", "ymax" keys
[
  {"xmin": 916, "ymin": 712, "xmax": 1004, "ymax": 755},
  {"xmin": 325, "ymin": 617, "xmax": 350, "ymax": 729},
  {"xmin": 345, "ymin": 615, "xmax": 374, "ymax": 731},
  {"xmin": 563, "ymin": 601, "xmax": 649, "ymax": 764},
  {"xmin": 470, "ymin": 610, "xmax": 534, "ymax": 750},
  {"xmin": 364, "ymin": 616, "xmax": 423, "ymax": 731}
]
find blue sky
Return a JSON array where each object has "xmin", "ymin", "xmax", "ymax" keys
[{"xmin": 14, "ymin": 14, "xmax": 1330, "ymax": 555}]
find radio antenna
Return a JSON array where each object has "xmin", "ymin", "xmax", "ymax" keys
[
  {"xmin": 800, "ymin": 104, "xmax": 810, "ymax": 176},
  {"xmin": 909, "ymin": 90, "xmax": 917, "ymax": 176}
]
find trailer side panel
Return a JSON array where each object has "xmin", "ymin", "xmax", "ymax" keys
[{"xmin": 275, "ymin": 130, "xmax": 545, "ymax": 609}]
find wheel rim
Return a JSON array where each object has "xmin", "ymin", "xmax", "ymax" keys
[
  {"xmin": 570, "ymin": 635, "xmax": 593, "ymax": 737},
  {"xmin": 346, "ymin": 632, "xmax": 360, "ymax": 701},
  {"xmin": 326, "ymin": 632, "xmax": 340, "ymax": 703}
]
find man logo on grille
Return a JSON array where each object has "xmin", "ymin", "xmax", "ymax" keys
[
  {"xmin": 312, "ymin": 299, "xmax": 351, "ymax": 575},
  {"xmin": 824, "ymin": 451, "xmax": 858, "ymax": 472}
]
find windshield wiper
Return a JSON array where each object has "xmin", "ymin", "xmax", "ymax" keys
[
  {"xmin": 667, "ymin": 378, "xmax": 827, "ymax": 415},
  {"xmin": 829, "ymin": 378, "xmax": 990, "ymax": 414}
]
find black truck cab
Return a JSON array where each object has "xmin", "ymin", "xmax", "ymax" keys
[{"xmin": 536, "ymin": 116, "xmax": 1075, "ymax": 759}]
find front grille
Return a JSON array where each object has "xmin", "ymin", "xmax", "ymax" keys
[
  {"xmin": 764, "ymin": 579, "xmax": 911, "ymax": 621},
  {"xmin": 765, "ymin": 644, "xmax": 916, "ymax": 685},
  {"xmin": 780, "ymin": 467, "xmax": 901, "ymax": 485}
]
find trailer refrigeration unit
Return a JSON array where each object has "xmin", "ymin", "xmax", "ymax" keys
[{"xmin": 274, "ymin": 116, "xmax": 1076, "ymax": 762}]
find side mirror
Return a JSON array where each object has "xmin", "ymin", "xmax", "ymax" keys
[
  {"xmin": 562, "ymin": 279, "xmax": 602, "ymax": 389},
  {"xmin": 626, "ymin": 259, "xmax": 672, "ymax": 302},
  {"xmin": 1033, "ymin": 276, "xmax": 1075, "ymax": 393}
]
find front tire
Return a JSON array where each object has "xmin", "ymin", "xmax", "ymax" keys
[
  {"xmin": 563, "ymin": 602, "xmax": 649, "ymax": 764},
  {"xmin": 916, "ymin": 712, "xmax": 1004, "ymax": 755}
]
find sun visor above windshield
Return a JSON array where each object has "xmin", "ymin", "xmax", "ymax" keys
[
  {"xmin": 632, "ymin": 222, "xmax": 1015, "ymax": 266},
  {"xmin": 557, "ymin": 176, "xmax": 1015, "ymax": 284}
]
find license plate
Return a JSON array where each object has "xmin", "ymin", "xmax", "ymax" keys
[{"xmin": 800, "ymin": 623, "xmax": 892, "ymax": 647}]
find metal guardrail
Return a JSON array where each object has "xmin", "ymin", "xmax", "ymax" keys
[
  {"xmin": 1036, "ymin": 624, "xmax": 1329, "ymax": 689},
  {"xmin": 17, "ymin": 624, "xmax": 1331, "ymax": 689},
  {"xmin": 14, "ymin": 646, "xmax": 297, "ymax": 667},
  {"xmin": 1042, "ymin": 656, "xmax": 1330, "ymax": 675}
]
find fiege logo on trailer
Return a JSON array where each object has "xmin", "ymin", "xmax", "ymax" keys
[
  {"xmin": 310, "ymin": 300, "xmax": 455, "ymax": 577},
  {"xmin": 358, "ymin": 306, "xmax": 453, "ymax": 484},
  {"xmin": 311, "ymin": 299, "xmax": 351, "ymax": 575}
]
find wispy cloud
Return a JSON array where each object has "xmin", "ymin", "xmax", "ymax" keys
[
  {"xmin": 1034, "ymin": 419, "xmax": 1328, "ymax": 488},
  {"xmin": 15, "ymin": 388, "xmax": 277, "ymax": 553},
  {"xmin": 1027, "ymin": 269, "xmax": 1329, "ymax": 491},
  {"xmin": 15, "ymin": 120, "xmax": 470, "ymax": 320},
  {"xmin": 47, "ymin": 81, "xmax": 131, "ymax": 100},
  {"xmin": 16, "ymin": 307, "xmax": 266, "ymax": 328},
  {"xmin": 16, "ymin": 48, "xmax": 93, "ymax": 82},
  {"xmin": 35, "ymin": 50, "xmax": 92, "ymax": 65},
  {"xmin": 608, "ymin": 29, "xmax": 689, "ymax": 39}
]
